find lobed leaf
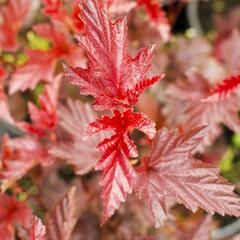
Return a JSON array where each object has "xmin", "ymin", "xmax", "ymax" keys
[
  {"xmin": 50, "ymin": 99, "xmax": 103, "ymax": 175},
  {"xmin": 134, "ymin": 127, "xmax": 240, "ymax": 227},
  {"xmin": 64, "ymin": 0, "xmax": 162, "ymax": 110},
  {"xmin": 45, "ymin": 187, "xmax": 77, "ymax": 240}
]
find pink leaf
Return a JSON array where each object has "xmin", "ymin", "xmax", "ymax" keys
[
  {"xmin": 45, "ymin": 187, "xmax": 77, "ymax": 240},
  {"xmin": 50, "ymin": 99, "xmax": 102, "ymax": 175},
  {"xmin": 106, "ymin": 0, "xmax": 136, "ymax": 17},
  {"xmin": 0, "ymin": 135, "xmax": 52, "ymax": 191},
  {"xmin": 127, "ymin": 75, "xmax": 165, "ymax": 106},
  {"xmin": 165, "ymin": 69, "xmax": 240, "ymax": 151},
  {"xmin": 219, "ymin": 29, "xmax": 240, "ymax": 74},
  {"xmin": 134, "ymin": 127, "xmax": 240, "ymax": 227},
  {"xmin": 28, "ymin": 216, "xmax": 46, "ymax": 240},
  {"xmin": 9, "ymin": 50, "xmax": 56, "ymax": 94}
]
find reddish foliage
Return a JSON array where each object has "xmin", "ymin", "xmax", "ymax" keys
[
  {"xmin": 0, "ymin": 0, "xmax": 32, "ymax": 52},
  {"xmin": 21, "ymin": 75, "xmax": 61, "ymax": 136},
  {"xmin": 85, "ymin": 109, "xmax": 156, "ymax": 223},
  {"xmin": 64, "ymin": 0, "xmax": 163, "ymax": 111},
  {"xmin": 165, "ymin": 70, "xmax": 240, "ymax": 151},
  {"xmin": 0, "ymin": 194, "xmax": 31, "ymax": 240},
  {"xmin": 50, "ymin": 99, "xmax": 103, "ymax": 175},
  {"xmin": 134, "ymin": 127, "xmax": 240, "ymax": 227},
  {"xmin": 45, "ymin": 187, "xmax": 77, "ymax": 240},
  {"xmin": 0, "ymin": 134, "xmax": 53, "ymax": 191},
  {"xmin": 9, "ymin": 50, "xmax": 57, "ymax": 94},
  {"xmin": 1, "ymin": 0, "xmax": 240, "ymax": 239},
  {"xmin": 137, "ymin": 0, "xmax": 170, "ymax": 42},
  {"xmin": 42, "ymin": 0, "xmax": 62, "ymax": 16},
  {"xmin": 28, "ymin": 216, "xmax": 46, "ymax": 240},
  {"xmin": 42, "ymin": 0, "xmax": 84, "ymax": 32},
  {"xmin": 9, "ymin": 22, "xmax": 84, "ymax": 94},
  {"xmin": 205, "ymin": 74, "xmax": 240, "ymax": 101}
]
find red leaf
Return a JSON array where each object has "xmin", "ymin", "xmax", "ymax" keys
[
  {"xmin": 0, "ymin": 0, "xmax": 31, "ymax": 51},
  {"xmin": 137, "ymin": 0, "xmax": 171, "ymax": 42},
  {"xmin": 42, "ymin": 0, "xmax": 62, "ymax": 16},
  {"xmin": 127, "ymin": 75, "xmax": 165, "ymax": 106},
  {"xmin": 21, "ymin": 74, "xmax": 61, "ymax": 136},
  {"xmin": 50, "ymin": 99, "xmax": 103, "ymax": 175},
  {"xmin": 85, "ymin": 109, "xmax": 155, "ymax": 223},
  {"xmin": 42, "ymin": 0, "xmax": 84, "ymax": 32},
  {"xmin": 100, "ymin": 147, "xmax": 135, "ymax": 224},
  {"xmin": 28, "ymin": 216, "xmax": 46, "ymax": 240},
  {"xmin": 204, "ymin": 74, "xmax": 240, "ymax": 101},
  {"xmin": 64, "ymin": 0, "xmax": 162, "ymax": 111},
  {"xmin": 134, "ymin": 127, "xmax": 240, "ymax": 227},
  {"xmin": 45, "ymin": 187, "xmax": 77, "ymax": 240},
  {"xmin": 0, "ymin": 193, "xmax": 31, "ymax": 240},
  {"xmin": 0, "ymin": 65, "xmax": 7, "ymax": 81}
]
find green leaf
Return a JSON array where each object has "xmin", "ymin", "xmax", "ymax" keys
[
  {"xmin": 220, "ymin": 147, "xmax": 234, "ymax": 172},
  {"xmin": 16, "ymin": 53, "xmax": 28, "ymax": 65},
  {"xmin": 232, "ymin": 134, "xmax": 240, "ymax": 148},
  {"xmin": 27, "ymin": 31, "xmax": 50, "ymax": 51}
]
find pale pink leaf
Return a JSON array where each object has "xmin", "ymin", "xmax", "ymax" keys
[
  {"xmin": 50, "ymin": 99, "xmax": 102, "ymax": 175},
  {"xmin": 45, "ymin": 187, "xmax": 77, "ymax": 240}
]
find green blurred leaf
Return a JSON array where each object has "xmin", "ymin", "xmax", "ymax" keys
[
  {"xmin": 232, "ymin": 134, "xmax": 240, "ymax": 148},
  {"xmin": 32, "ymin": 83, "xmax": 45, "ymax": 105},
  {"xmin": 220, "ymin": 147, "xmax": 234, "ymax": 172},
  {"xmin": 18, "ymin": 192, "xmax": 28, "ymax": 201},
  {"xmin": 27, "ymin": 31, "xmax": 50, "ymax": 51},
  {"xmin": 16, "ymin": 53, "xmax": 28, "ymax": 65},
  {"xmin": 18, "ymin": 177, "xmax": 32, "ymax": 190},
  {"xmin": 3, "ymin": 53, "xmax": 15, "ymax": 63},
  {"xmin": 28, "ymin": 186, "xmax": 38, "ymax": 195}
]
